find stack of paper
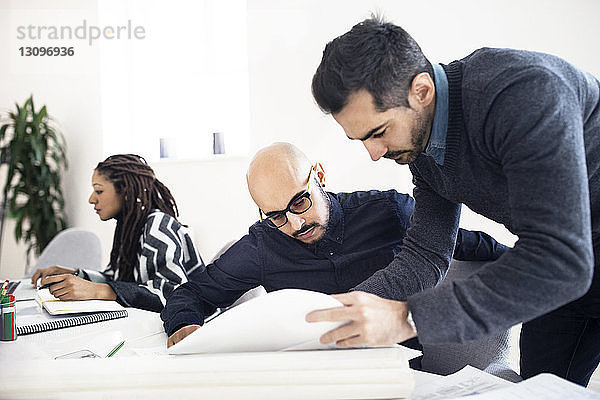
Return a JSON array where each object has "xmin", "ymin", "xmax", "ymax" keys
[{"xmin": 1, "ymin": 347, "xmax": 414, "ymax": 399}]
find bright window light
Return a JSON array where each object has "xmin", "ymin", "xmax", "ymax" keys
[{"xmin": 98, "ymin": 0, "xmax": 250, "ymax": 160}]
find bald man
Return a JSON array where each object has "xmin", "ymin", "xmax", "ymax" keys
[{"xmin": 161, "ymin": 143, "xmax": 507, "ymax": 357}]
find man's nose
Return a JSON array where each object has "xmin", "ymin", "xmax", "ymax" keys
[
  {"xmin": 363, "ymin": 140, "xmax": 387, "ymax": 161},
  {"xmin": 88, "ymin": 193, "xmax": 95, "ymax": 204},
  {"xmin": 287, "ymin": 212, "xmax": 305, "ymax": 231}
]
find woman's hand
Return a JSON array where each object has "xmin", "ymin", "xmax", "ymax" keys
[
  {"xmin": 39, "ymin": 274, "xmax": 117, "ymax": 301},
  {"xmin": 31, "ymin": 266, "xmax": 77, "ymax": 288}
]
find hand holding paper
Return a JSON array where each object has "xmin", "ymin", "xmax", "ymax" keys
[
  {"xmin": 306, "ymin": 291, "xmax": 416, "ymax": 347},
  {"xmin": 167, "ymin": 289, "xmax": 350, "ymax": 354}
]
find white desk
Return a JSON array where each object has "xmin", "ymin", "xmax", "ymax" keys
[
  {"xmin": 0, "ymin": 300, "xmax": 166, "ymax": 361},
  {"xmin": 0, "ymin": 284, "xmax": 417, "ymax": 400}
]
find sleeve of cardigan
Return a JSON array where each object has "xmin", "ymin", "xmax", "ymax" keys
[
  {"xmin": 353, "ymin": 171, "xmax": 462, "ymax": 301},
  {"xmin": 106, "ymin": 212, "xmax": 205, "ymax": 313}
]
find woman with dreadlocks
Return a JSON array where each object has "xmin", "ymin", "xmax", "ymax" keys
[{"xmin": 31, "ymin": 154, "xmax": 205, "ymax": 311}]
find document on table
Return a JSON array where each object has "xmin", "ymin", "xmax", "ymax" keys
[
  {"xmin": 412, "ymin": 365, "xmax": 513, "ymax": 400},
  {"xmin": 413, "ymin": 365, "xmax": 600, "ymax": 400},
  {"xmin": 443, "ymin": 373, "xmax": 600, "ymax": 399}
]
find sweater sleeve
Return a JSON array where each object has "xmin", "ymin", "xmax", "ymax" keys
[
  {"xmin": 409, "ymin": 67, "xmax": 594, "ymax": 344},
  {"xmin": 161, "ymin": 231, "xmax": 263, "ymax": 336},
  {"xmin": 107, "ymin": 212, "xmax": 205, "ymax": 312},
  {"xmin": 353, "ymin": 173, "xmax": 462, "ymax": 300}
]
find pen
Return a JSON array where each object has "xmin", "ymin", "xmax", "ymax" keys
[
  {"xmin": 106, "ymin": 340, "xmax": 125, "ymax": 358},
  {"xmin": 38, "ymin": 271, "xmax": 80, "ymax": 290},
  {"xmin": 37, "ymin": 283, "xmax": 53, "ymax": 290},
  {"xmin": 0, "ymin": 280, "xmax": 8, "ymax": 302}
]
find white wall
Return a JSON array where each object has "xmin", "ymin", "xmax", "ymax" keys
[
  {"xmin": 0, "ymin": 0, "xmax": 107, "ymax": 277},
  {"xmin": 1, "ymin": 0, "xmax": 599, "ymax": 277},
  {"xmin": 245, "ymin": 0, "xmax": 600, "ymax": 245}
]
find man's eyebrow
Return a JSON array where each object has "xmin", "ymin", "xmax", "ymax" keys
[
  {"xmin": 92, "ymin": 183, "xmax": 103, "ymax": 188},
  {"xmin": 347, "ymin": 122, "xmax": 387, "ymax": 141},
  {"xmin": 265, "ymin": 189, "xmax": 306, "ymax": 216}
]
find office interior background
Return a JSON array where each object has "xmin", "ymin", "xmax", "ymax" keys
[{"xmin": 1, "ymin": 0, "xmax": 599, "ymax": 278}]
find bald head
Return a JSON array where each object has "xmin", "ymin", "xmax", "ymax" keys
[
  {"xmin": 247, "ymin": 143, "xmax": 312, "ymax": 209},
  {"xmin": 247, "ymin": 143, "xmax": 329, "ymax": 243}
]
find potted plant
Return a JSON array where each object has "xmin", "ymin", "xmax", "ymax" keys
[{"xmin": 0, "ymin": 95, "xmax": 68, "ymax": 265}]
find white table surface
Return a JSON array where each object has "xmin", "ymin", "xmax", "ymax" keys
[{"xmin": 0, "ymin": 279, "xmax": 429, "ymax": 400}]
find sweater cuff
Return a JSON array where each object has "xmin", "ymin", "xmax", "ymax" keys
[
  {"xmin": 407, "ymin": 285, "xmax": 464, "ymax": 345},
  {"xmin": 162, "ymin": 310, "xmax": 204, "ymax": 337}
]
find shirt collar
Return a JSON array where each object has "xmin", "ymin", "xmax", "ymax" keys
[
  {"xmin": 306, "ymin": 192, "xmax": 344, "ymax": 254},
  {"xmin": 425, "ymin": 63, "xmax": 449, "ymax": 166},
  {"xmin": 322, "ymin": 192, "xmax": 344, "ymax": 245}
]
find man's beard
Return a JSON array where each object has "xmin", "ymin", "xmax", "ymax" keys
[
  {"xmin": 384, "ymin": 112, "xmax": 430, "ymax": 164},
  {"xmin": 292, "ymin": 187, "xmax": 331, "ymax": 243}
]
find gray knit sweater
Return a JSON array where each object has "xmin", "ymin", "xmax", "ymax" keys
[{"xmin": 354, "ymin": 48, "xmax": 600, "ymax": 344}]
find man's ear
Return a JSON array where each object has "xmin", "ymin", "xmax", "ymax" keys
[
  {"xmin": 408, "ymin": 72, "xmax": 435, "ymax": 109},
  {"xmin": 314, "ymin": 162, "xmax": 326, "ymax": 187}
]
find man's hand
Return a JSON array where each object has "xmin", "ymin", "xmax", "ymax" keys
[
  {"xmin": 31, "ymin": 265, "xmax": 77, "ymax": 287},
  {"xmin": 305, "ymin": 291, "xmax": 416, "ymax": 347},
  {"xmin": 41, "ymin": 274, "xmax": 116, "ymax": 301},
  {"xmin": 167, "ymin": 325, "xmax": 201, "ymax": 348}
]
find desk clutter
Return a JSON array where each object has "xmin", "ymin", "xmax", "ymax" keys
[
  {"xmin": 0, "ymin": 279, "xmax": 128, "ymax": 336},
  {"xmin": 1, "ymin": 280, "xmax": 16, "ymax": 341}
]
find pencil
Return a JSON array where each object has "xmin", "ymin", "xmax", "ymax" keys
[{"xmin": 106, "ymin": 340, "xmax": 125, "ymax": 358}]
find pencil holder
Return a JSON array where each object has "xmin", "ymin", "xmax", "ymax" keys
[{"xmin": 1, "ymin": 294, "xmax": 17, "ymax": 341}]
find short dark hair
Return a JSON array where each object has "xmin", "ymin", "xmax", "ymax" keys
[{"xmin": 312, "ymin": 16, "xmax": 433, "ymax": 114}]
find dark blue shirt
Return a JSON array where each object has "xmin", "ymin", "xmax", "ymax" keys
[{"xmin": 161, "ymin": 190, "xmax": 507, "ymax": 335}]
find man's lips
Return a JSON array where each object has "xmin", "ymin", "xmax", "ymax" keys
[{"xmin": 295, "ymin": 225, "xmax": 315, "ymax": 239}]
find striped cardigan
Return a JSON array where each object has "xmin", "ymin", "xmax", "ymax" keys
[{"xmin": 88, "ymin": 210, "xmax": 205, "ymax": 312}]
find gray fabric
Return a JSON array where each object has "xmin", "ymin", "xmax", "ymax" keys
[
  {"xmin": 420, "ymin": 259, "xmax": 521, "ymax": 382},
  {"xmin": 355, "ymin": 48, "xmax": 599, "ymax": 345},
  {"xmin": 28, "ymin": 228, "xmax": 102, "ymax": 276}
]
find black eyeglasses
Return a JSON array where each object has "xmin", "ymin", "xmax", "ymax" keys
[{"xmin": 259, "ymin": 166, "xmax": 315, "ymax": 229}]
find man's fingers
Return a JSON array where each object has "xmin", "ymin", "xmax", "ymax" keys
[
  {"xmin": 305, "ymin": 306, "xmax": 352, "ymax": 323},
  {"xmin": 330, "ymin": 292, "xmax": 362, "ymax": 305},
  {"xmin": 319, "ymin": 322, "xmax": 359, "ymax": 344}
]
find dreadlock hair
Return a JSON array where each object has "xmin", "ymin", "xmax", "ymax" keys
[{"xmin": 95, "ymin": 154, "xmax": 179, "ymax": 282}]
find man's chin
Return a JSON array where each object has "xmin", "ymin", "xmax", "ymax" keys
[
  {"xmin": 393, "ymin": 152, "xmax": 419, "ymax": 165},
  {"xmin": 295, "ymin": 226, "xmax": 325, "ymax": 244}
]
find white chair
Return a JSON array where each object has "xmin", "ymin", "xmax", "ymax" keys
[{"xmin": 26, "ymin": 228, "xmax": 103, "ymax": 276}]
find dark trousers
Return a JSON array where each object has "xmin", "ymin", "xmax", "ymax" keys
[{"xmin": 520, "ymin": 247, "xmax": 600, "ymax": 386}]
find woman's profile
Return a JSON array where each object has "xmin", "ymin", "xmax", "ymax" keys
[{"xmin": 31, "ymin": 154, "xmax": 205, "ymax": 311}]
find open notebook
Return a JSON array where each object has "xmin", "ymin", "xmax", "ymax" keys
[{"xmin": 35, "ymin": 288, "xmax": 124, "ymax": 315}]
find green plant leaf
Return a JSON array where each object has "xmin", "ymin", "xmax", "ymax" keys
[{"xmin": 1, "ymin": 95, "xmax": 69, "ymax": 256}]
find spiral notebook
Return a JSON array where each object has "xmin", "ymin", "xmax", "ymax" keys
[
  {"xmin": 16, "ymin": 309, "xmax": 128, "ymax": 335},
  {"xmin": 15, "ymin": 289, "xmax": 128, "ymax": 335}
]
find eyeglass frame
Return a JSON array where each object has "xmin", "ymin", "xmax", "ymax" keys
[{"xmin": 258, "ymin": 165, "xmax": 318, "ymax": 229}]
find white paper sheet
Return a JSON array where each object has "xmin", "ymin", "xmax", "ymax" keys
[
  {"xmin": 412, "ymin": 365, "xmax": 513, "ymax": 400},
  {"xmin": 168, "ymin": 288, "xmax": 348, "ymax": 354},
  {"xmin": 444, "ymin": 373, "xmax": 600, "ymax": 399}
]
